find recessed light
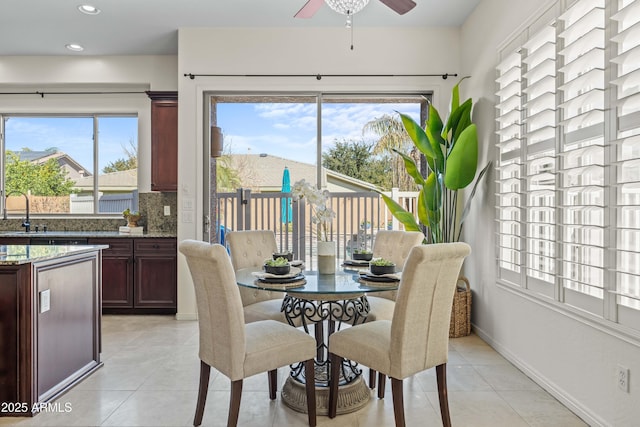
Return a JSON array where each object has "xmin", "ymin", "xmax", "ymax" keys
[
  {"xmin": 78, "ymin": 4, "xmax": 101, "ymax": 15},
  {"xmin": 66, "ymin": 43, "xmax": 84, "ymax": 52}
]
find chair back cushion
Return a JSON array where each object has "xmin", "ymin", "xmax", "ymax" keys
[
  {"xmin": 226, "ymin": 230, "xmax": 280, "ymax": 306},
  {"xmin": 372, "ymin": 230, "xmax": 425, "ymax": 300},
  {"xmin": 390, "ymin": 242, "xmax": 471, "ymax": 378},
  {"xmin": 372, "ymin": 230, "xmax": 425, "ymax": 269},
  {"xmin": 179, "ymin": 240, "xmax": 246, "ymax": 379},
  {"xmin": 226, "ymin": 230, "xmax": 278, "ymax": 269}
]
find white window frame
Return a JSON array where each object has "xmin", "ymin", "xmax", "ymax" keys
[{"xmin": 495, "ymin": 0, "xmax": 640, "ymax": 339}]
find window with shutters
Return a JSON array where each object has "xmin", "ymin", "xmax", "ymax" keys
[{"xmin": 496, "ymin": 0, "xmax": 640, "ymax": 334}]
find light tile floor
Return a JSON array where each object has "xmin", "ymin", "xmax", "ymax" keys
[{"xmin": 0, "ymin": 315, "xmax": 588, "ymax": 427}]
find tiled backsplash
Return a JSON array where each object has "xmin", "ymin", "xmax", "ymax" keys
[{"xmin": 0, "ymin": 192, "xmax": 177, "ymax": 234}]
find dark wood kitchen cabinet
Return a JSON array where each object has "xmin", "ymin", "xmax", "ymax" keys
[
  {"xmin": 89, "ymin": 238, "xmax": 134, "ymax": 309},
  {"xmin": 147, "ymin": 91, "xmax": 178, "ymax": 192},
  {"xmin": 88, "ymin": 237, "xmax": 177, "ymax": 314},
  {"xmin": 133, "ymin": 238, "xmax": 177, "ymax": 309}
]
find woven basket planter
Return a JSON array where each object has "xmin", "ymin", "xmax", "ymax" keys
[{"xmin": 449, "ymin": 276, "xmax": 472, "ymax": 338}]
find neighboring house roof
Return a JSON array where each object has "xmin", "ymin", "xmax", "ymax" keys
[
  {"xmin": 73, "ymin": 169, "xmax": 137, "ymax": 192},
  {"xmin": 16, "ymin": 150, "xmax": 92, "ymax": 180},
  {"xmin": 227, "ymin": 154, "xmax": 377, "ymax": 193}
]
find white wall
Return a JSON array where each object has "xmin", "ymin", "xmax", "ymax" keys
[
  {"xmin": 176, "ymin": 26, "xmax": 461, "ymax": 319},
  {"xmin": 460, "ymin": 1, "xmax": 639, "ymax": 425},
  {"xmin": 0, "ymin": 55, "xmax": 177, "ymax": 192}
]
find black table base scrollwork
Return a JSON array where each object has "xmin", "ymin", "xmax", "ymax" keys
[{"xmin": 280, "ymin": 293, "xmax": 371, "ymax": 415}]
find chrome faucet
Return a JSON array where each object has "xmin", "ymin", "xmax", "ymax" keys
[{"xmin": 3, "ymin": 191, "xmax": 30, "ymax": 232}]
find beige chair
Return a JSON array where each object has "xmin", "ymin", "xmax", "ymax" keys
[
  {"xmin": 226, "ymin": 230, "xmax": 289, "ymax": 324},
  {"xmin": 179, "ymin": 240, "xmax": 317, "ymax": 427},
  {"xmin": 328, "ymin": 242, "xmax": 471, "ymax": 427},
  {"xmin": 365, "ymin": 230, "xmax": 425, "ymax": 322}
]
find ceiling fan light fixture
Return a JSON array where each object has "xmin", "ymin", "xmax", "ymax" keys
[{"xmin": 324, "ymin": 0, "xmax": 370, "ymax": 16}]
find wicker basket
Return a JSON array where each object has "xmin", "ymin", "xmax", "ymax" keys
[{"xmin": 449, "ymin": 276, "xmax": 471, "ymax": 338}]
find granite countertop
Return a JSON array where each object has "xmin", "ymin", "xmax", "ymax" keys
[
  {"xmin": 0, "ymin": 244, "xmax": 109, "ymax": 265},
  {"xmin": 0, "ymin": 231, "xmax": 177, "ymax": 239}
]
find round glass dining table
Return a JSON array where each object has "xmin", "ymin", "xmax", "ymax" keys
[{"xmin": 235, "ymin": 267, "xmax": 400, "ymax": 415}]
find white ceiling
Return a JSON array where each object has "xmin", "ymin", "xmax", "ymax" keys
[{"xmin": 1, "ymin": 0, "xmax": 480, "ymax": 56}]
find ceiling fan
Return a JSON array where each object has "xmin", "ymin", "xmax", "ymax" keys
[{"xmin": 295, "ymin": 0, "xmax": 417, "ymax": 19}]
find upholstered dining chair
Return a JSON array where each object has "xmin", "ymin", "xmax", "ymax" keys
[
  {"xmin": 226, "ymin": 230, "xmax": 289, "ymax": 324},
  {"xmin": 365, "ymin": 230, "xmax": 425, "ymax": 320},
  {"xmin": 179, "ymin": 240, "xmax": 317, "ymax": 427},
  {"xmin": 365, "ymin": 230, "xmax": 425, "ymax": 388},
  {"xmin": 328, "ymin": 242, "xmax": 471, "ymax": 427}
]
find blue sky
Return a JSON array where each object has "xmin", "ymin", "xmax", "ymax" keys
[
  {"xmin": 4, "ymin": 116, "xmax": 138, "ymax": 174},
  {"xmin": 217, "ymin": 102, "xmax": 421, "ymax": 164},
  {"xmin": 3, "ymin": 102, "xmax": 422, "ymax": 172}
]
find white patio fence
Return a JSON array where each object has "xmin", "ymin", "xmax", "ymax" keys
[{"xmin": 214, "ymin": 188, "xmax": 420, "ymax": 270}]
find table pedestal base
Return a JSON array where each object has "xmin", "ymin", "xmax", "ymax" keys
[{"xmin": 281, "ymin": 376, "xmax": 370, "ymax": 415}]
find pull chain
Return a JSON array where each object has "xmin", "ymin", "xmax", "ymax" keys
[{"xmin": 350, "ymin": 14, "xmax": 354, "ymax": 50}]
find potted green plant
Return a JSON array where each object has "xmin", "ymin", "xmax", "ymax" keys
[
  {"xmin": 122, "ymin": 208, "xmax": 142, "ymax": 227},
  {"xmin": 273, "ymin": 251, "xmax": 294, "ymax": 261},
  {"xmin": 379, "ymin": 77, "xmax": 491, "ymax": 244},
  {"xmin": 352, "ymin": 249, "xmax": 373, "ymax": 261},
  {"xmin": 369, "ymin": 258, "xmax": 396, "ymax": 275},
  {"xmin": 264, "ymin": 257, "xmax": 291, "ymax": 275}
]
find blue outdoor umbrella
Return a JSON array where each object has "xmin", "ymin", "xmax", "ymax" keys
[{"xmin": 281, "ymin": 167, "xmax": 292, "ymax": 223}]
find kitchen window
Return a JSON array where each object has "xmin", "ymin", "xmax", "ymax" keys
[{"xmin": 0, "ymin": 114, "xmax": 138, "ymax": 215}]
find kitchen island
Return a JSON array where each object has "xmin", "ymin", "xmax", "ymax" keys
[{"xmin": 0, "ymin": 244, "xmax": 106, "ymax": 416}]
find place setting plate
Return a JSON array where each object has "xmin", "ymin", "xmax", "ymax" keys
[
  {"xmin": 358, "ymin": 270, "xmax": 401, "ymax": 287},
  {"xmin": 252, "ymin": 266, "xmax": 306, "ymax": 288},
  {"xmin": 343, "ymin": 259, "xmax": 371, "ymax": 267}
]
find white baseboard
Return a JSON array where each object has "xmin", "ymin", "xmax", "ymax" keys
[
  {"xmin": 175, "ymin": 312, "xmax": 197, "ymax": 321},
  {"xmin": 472, "ymin": 324, "xmax": 608, "ymax": 427}
]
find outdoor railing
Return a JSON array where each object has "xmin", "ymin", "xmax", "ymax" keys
[{"xmin": 215, "ymin": 188, "xmax": 419, "ymax": 270}]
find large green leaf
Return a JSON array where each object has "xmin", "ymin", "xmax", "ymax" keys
[
  {"xmin": 442, "ymin": 76, "xmax": 471, "ymax": 139},
  {"xmin": 457, "ymin": 161, "xmax": 492, "ymax": 241},
  {"xmin": 443, "ymin": 98, "xmax": 472, "ymax": 144},
  {"xmin": 378, "ymin": 192, "xmax": 422, "ymax": 232},
  {"xmin": 444, "ymin": 124, "xmax": 478, "ymax": 190},
  {"xmin": 393, "ymin": 149, "xmax": 425, "ymax": 186},
  {"xmin": 399, "ymin": 112, "xmax": 434, "ymax": 160},
  {"xmin": 425, "ymin": 104, "xmax": 445, "ymax": 172},
  {"xmin": 451, "ymin": 99, "xmax": 473, "ymax": 151},
  {"xmin": 423, "ymin": 171, "xmax": 442, "ymax": 211},
  {"xmin": 417, "ymin": 188, "xmax": 430, "ymax": 227}
]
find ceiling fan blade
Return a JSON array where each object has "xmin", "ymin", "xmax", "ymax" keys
[
  {"xmin": 294, "ymin": 0, "xmax": 325, "ymax": 18},
  {"xmin": 378, "ymin": 0, "xmax": 417, "ymax": 15}
]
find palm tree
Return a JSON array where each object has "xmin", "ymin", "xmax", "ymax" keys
[{"xmin": 362, "ymin": 113, "xmax": 419, "ymax": 190}]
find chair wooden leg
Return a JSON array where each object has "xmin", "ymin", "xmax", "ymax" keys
[
  {"xmin": 268, "ymin": 369, "xmax": 277, "ymax": 400},
  {"xmin": 228, "ymin": 379, "xmax": 243, "ymax": 427},
  {"xmin": 436, "ymin": 363, "xmax": 452, "ymax": 427},
  {"xmin": 377, "ymin": 372, "xmax": 386, "ymax": 399},
  {"xmin": 314, "ymin": 322, "xmax": 324, "ymax": 361},
  {"xmin": 369, "ymin": 368, "xmax": 377, "ymax": 389},
  {"xmin": 193, "ymin": 361, "xmax": 210, "ymax": 426},
  {"xmin": 328, "ymin": 353, "xmax": 342, "ymax": 418},
  {"xmin": 304, "ymin": 359, "xmax": 317, "ymax": 427},
  {"xmin": 391, "ymin": 378, "xmax": 405, "ymax": 427}
]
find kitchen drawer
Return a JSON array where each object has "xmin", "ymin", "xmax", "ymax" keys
[
  {"xmin": 134, "ymin": 238, "xmax": 176, "ymax": 254},
  {"xmin": 88, "ymin": 238, "xmax": 133, "ymax": 256}
]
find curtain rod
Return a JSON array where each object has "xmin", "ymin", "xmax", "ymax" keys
[
  {"xmin": 184, "ymin": 73, "xmax": 458, "ymax": 80},
  {"xmin": 0, "ymin": 91, "xmax": 148, "ymax": 98}
]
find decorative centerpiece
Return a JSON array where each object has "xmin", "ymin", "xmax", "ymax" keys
[
  {"xmin": 291, "ymin": 179, "xmax": 336, "ymax": 274},
  {"xmin": 369, "ymin": 258, "xmax": 396, "ymax": 275},
  {"xmin": 264, "ymin": 257, "xmax": 291, "ymax": 275},
  {"xmin": 122, "ymin": 208, "xmax": 142, "ymax": 227},
  {"xmin": 352, "ymin": 249, "xmax": 373, "ymax": 261}
]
